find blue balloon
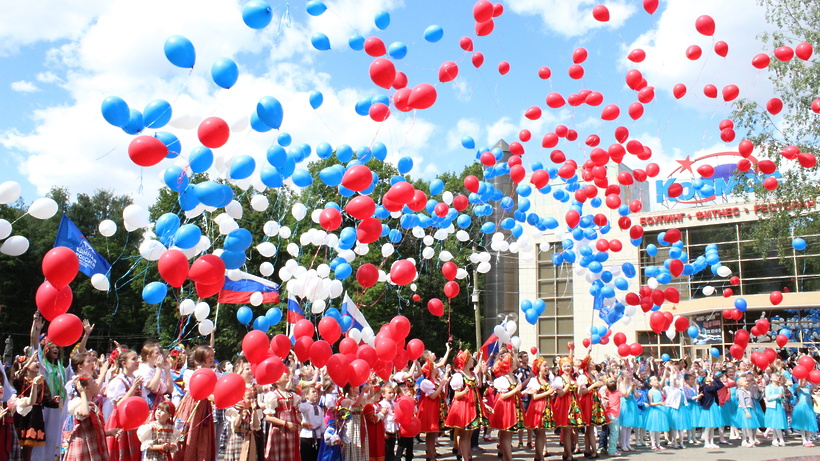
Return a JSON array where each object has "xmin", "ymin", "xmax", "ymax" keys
[
  {"xmin": 142, "ymin": 282, "xmax": 168, "ymax": 304},
  {"xmin": 250, "ymin": 110, "xmax": 273, "ymax": 133},
  {"xmin": 646, "ymin": 244, "xmax": 658, "ymax": 257},
  {"xmin": 335, "ymin": 262, "xmax": 352, "ymax": 279},
  {"xmin": 253, "ymin": 315, "xmax": 269, "ymax": 332},
  {"xmin": 371, "ymin": 142, "xmax": 387, "ymax": 161},
  {"xmin": 461, "ymin": 136, "xmax": 475, "ymax": 149},
  {"xmin": 355, "ymin": 97, "xmax": 372, "ymax": 116},
  {"xmin": 277, "ymin": 132, "xmax": 292, "ymax": 148},
  {"xmin": 163, "ymin": 166, "xmax": 188, "ymax": 192},
  {"xmin": 340, "ymin": 315, "xmax": 353, "ymax": 332},
  {"xmin": 195, "ymin": 181, "xmax": 232, "ymax": 207},
  {"xmin": 325, "ymin": 307, "xmax": 341, "ymax": 321},
  {"xmin": 661, "ymin": 353, "xmax": 671, "ymax": 362},
  {"xmin": 734, "ymin": 297, "xmax": 747, "ymax": 312},
  {"xmin": 266, "ymin": 308, "xmax": 282, "ymax": 325},
  {"xmin": 189, "ymin": 146, "xmax": 214, "ymax": 173},
  {"xmin": 173, "ymin": 224, "xmax": 201, "ymax": 249},
  {"xmin": 687, "ymin": 325, "xmax": 700, "ymax": 339},
  {"xmin": 793, "ymin": 238, "xmax": 807, "ymax": 251},
  {"xmin": 456, "ymin": 214, "xmax": 472, "ymax": 228},
  {"xmin": 710, "ymin": 347, "xmax": 720, "ymax": 358},
  {"xmin": 220, "ymin": 250, "xmax": 246, "ymax": 270},
  {"xmin": 164, "ymin": 35, "xmax": 196, "ymax": 68},
  {"xmin": 230, "ymin": 155, "xmax": 256, "ymax": 180},
  {"xmin": 178, "ymin": 186, "xmax": 200, "ymax": 211},
  {"xmin": 481, "ymin": 222, "xmax": 496, "ymax": 233},
  {"xmin": 225, "ymin": 228, "xmax": 253, "ymax": 252},
  {"xmin": 532, "ymin": 299, "xmax": 546, "ymax": 315},
  {"xmin": 152, "ymin": 132, "xmax": 180, "ymax": 159},
  {"xmin": 101, "ymin": 96, "xmax": 130, "ymax": 128},
  {"xmin": 525, "ymin": 309, "xmax": 539, "ymax": 325},
  {"xmin": 311, "ymin": 33, "xmax": 331, "ymax": 51},
  {"xmin": 309, "ymin": 91, "xmax": 324, "ymax": 109},
  {"xmin": 237, "ymin": 306, "xmax": 253, "ymax": 325},
  {"xmin": 257, "ymin": 96, "xmax": 284, "ymax": 129},
  {"xmin": 423, "ymin": 24, "xmax": 443, "ymax": 42},
  {"xmin": 316, "ymin": 142, "xmax": 332, "ymax": 159},
  {"xmin": 387, "ymin": 41, "xmax": 407, "ymax": 59},
  {"xmin": 211, "ymin": 57, "xmax": 239, "ymax": 89},
  {"xmin": 336, "ymin": 144, "xmax": 354, "ymax": 162},
  {"xmin": 292, "ymin": 168, "xmax": 313, "ymax": 187},
  {"xmin": 374, "ymin": 10, "xmax": 390, "ymax": 29},
  {"xmin": 242, "ymin": 0, "xmax": 273, "ymax": 28},
  {"xmin": 305, "ymin": 0, "xmax": 327, "ymax": 16},
  {"xmin": 266, "ymin": 145, "xmax": 287, "ymax": 167},
  {"xmin": 155, "ymin": 213, "xmax": 180, "ymax": 244},
  {"xmin": 348, "ymin": 33, "xmax": 365, "ymax": 50},
  {"xmin": 429, "ymin": 179, "xmax": 444, "ymax": 196},
  {"xmin": 122, "ymin": 109, "xmax": 144, "ymax": 135},
  {"xmin": 319, "ymin": 166, "xmax": 343, "ymax": 186},
  {"xmin": 260, "ymin": 166, "xmax": 283, "ymax": 188}
]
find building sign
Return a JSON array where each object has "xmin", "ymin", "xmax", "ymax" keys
[
  {"xmin": 655, "ymin": 152, "xmax": 772, "ymax": 204},
  {"xmin": 640, "ymin": 200, "xmax": 817, "ymax": 226},
  {"xmin": 691, "ymin": 314, "xmax": 723, "ymax": 345}
]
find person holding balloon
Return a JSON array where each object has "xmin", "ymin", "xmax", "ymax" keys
[
  {"xmin": 487, "ymin": 349, "xmax": 524, "ymax": 461},
  {"xmin": 416, "ymin": 357, "xmax": 449, "ymax": 461},
  {"xmin": 523, "ymin": 355, "xmax": 555, "ymax": 461},
  {"xmin": 764, "ymin": 373, "xmax": 788, "ymax": 447},
  {"xmin": 105, "ymin": 349, "xmax": 144, "ymax": 461},
  {"xmin": 790, "ymin": 378, "xmax": 817, "ymax": 446},
  {"xmin": 261, "ymin": 369, "xmax": 301, "ymax": 461},
  {"xmin": 11, "ymin": 353, "xmax": 59, "ymax": 461},
  {"xmin": 137, "ymin": 400, "xmax": 181, "ymax": 460},
  {"xmin": 65, "ymin": 375, "xmax": 122, "ymax": 461},
  {"xmin": 173, "ymin": 345, "xmax": 216, "ymax": 461}
]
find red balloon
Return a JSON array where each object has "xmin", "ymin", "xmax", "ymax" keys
[
  {"xmin": 796, "ymin": 42, "xmax": 814, "ymax": 60},
  {"xmin": 625, "ymin": 69, "xmax": 642, "ymax": 89},
  {"xmin": 318, "ymin": 317, "xmax": 342, "ymax": 344},
  {"xmin": 471, "ymin": 52, "xmax": 484, "ymax": 68},
  {"xmin": 47, "ymin": 313, "xmax": 83, "ymax": 347},
  {"xmin": 339, "ymin": 337, "xmax": 359, "ymax": 356},
  {"xmin": 568, "ymin": 64, "xmax": 584, "ymax": 79},
  {"xmin": 310, "ymin": 340, "xmax": 332, "ymax": 368},
  {"xmin": 525, "ymin": 106, "xmax": 542, "ymax": 120},
  {"xmin": 531, "ymin": 170, "xmax": 550, "ymax": 189},
  {"xmin": 459, "ymin": 36, "xmax": 473, "ymax": 51},
  {"xmin": 42, "ymin": 246, "xmax": 79, "ymax": 290},
  {"xmin": 770, "ymin": 290, "xmax": 783, "ymax": 305},
  {"xmin": 443, "ymin": 281, "xmax": 460, "ymax": 299},
  {"xmin": 357, "ymin": 344, "xmax": 378, "ymax": 367},
  {"xmin": 775, "ymin": 334, "xmax": 788, "ymax": 348},
  {"xmin": 637, "ymin": 86, "xmax": 655, "ymax": 103},
  {"xmin": 392, "ymin": 72, "xmax": 407, "ymax": 89},
  {"xmin": 195, "ymin": 280, "xmax": 223, "ymax": 299},
  {"xmin": 628, "ymin": 102, "xmax": 644, "ymax": 120},
  {"xmin": 629, "ymin": 343, "xmax": 643, "ymax": 356},
  {"xmin": 613, "ymin": 332, "xmax": 627, "ymax": 346},
  {"xmin": 665, "ymin": 287, "xmax": 680, "ymax": 303},
  {"xmin": 695, "ymin": 15, "xmax": 715, "ymax": 36},
  {"xmin": 36, "ymin": 281, "xmax": 73, "ymax": 321},
  {"xmin": 369, "ymin": 103, "xmax": 390, "ymax": 122},
  {"xmin": 427, "ymin": 298, "xmax": 444, "ymax": 316},
  {"xmin": 294, "ymin": 319, "xmax": 315, "ymax": 339},
  {"xmin": 348, "ymin": 359, "xmax": 371, "ymax": 387},
  {"xmin": 408, "ymin": 190, "xmax": 428, "ymax": 212},
  {"xmin": 573, "ymin": 47, "xmax": 589, "ymax": 63},
  {"xmin": 158, "ymin": 249, "xmax": 189, "ymax": 288},
  {"xmin": 617, "ymin": 344, "xmax": 630, "ymax": 357},
  {"xmin": 318, "ymin": 207, "xmax": 342, "ymax": 231},
  {"xmin": 128, "ymin": 136, "xmax": 168, "ymax": 167},
  {"xmin": 242, "ymin": 330, "xmax": 270, "ymax": 364},
  {"xmin": 342, "ymin": 165, "xmax": 373, "ymax": 192},
  {"xmin": 369, "ymin": 58, "xmax": 396, "ymax": 89},
  {"xmin": 293, "ymin": 336, "xmax": 313, "ymax": 363},
  {"xmin": 406, "ymin": 338, "xmax": 425, "ymax": 360},
  {"xmin": 546, "ymin": 92, "xmax": 565, "ymax": 108},
  {"xmin": 375, "ymin": 336, "xmax": 397, "ymax": 361},
  {"xmin": 628, "ymin": 49, "xmax": 646, "ymax": 62},
  {"xmin": 643, "ymin": 0, "xmax": 658, "ymax": 14},
  {"xmin": 198, "ymin": 117, "xmax": 229, "ymax": 148},
  {"xmin": 400, "ymin": 416, "xmax": 422, "ymax": 437},
  {"xmin": 390, "ymin": 316, "xmax": 411, "ymax": 339},
  {"xmin": 582, "ymin": 338, "xmax": 591, "ymax": 348},
  {"xmin": 766, "ymin": 98, "xmax": 783, "ymax": 115},
  {"xmin": 189, "ymin": 254, "xmax": 226, "ymax": 285},
  {"xmin": 722, "ymin": 84, "xmax": 739, "ymax": 101},
  {"xmin": 463, "ymin": 175, "xmax": 480, "ymax": 193},
  {"xmin": 188, "ymin": 368, "xmax": 217, "ymax": 400},
  {"xmin": 731, "ymin": 309, "xmax": 744, "ymax": 321},
  {"xmin": 752, "ymin": 53, "xmax": 770, "ymax": 69},
  {"xmin": 438, "ymin": 61, "xmax": 459, "ymax": 83},
  {"xmin": 364, "ymin": 37, "xmax": 386, "ymax": 57},
  {"xmin": 433, "ymin": 202, "xmax": 449, "ymax": 217},
  {"xmin": 703, "ymin": 84, "xmax": 718, "ymax": 98},
  {"xmin": 810, "ymin": 370, "xmax": 820, "ymax": 385},
  {"xmin": 601, "ymin": 104, "xmax": 620, "ymax": 121},
  {"xmin": 213, "ymin": 373, "xmax": 246, "ymax": 409},
  {"xmin": 116, "ymin": 396, "xmax": 150, "ymax": 430},
  {"xmin": 730, "ymin": 344, "xmax": 745, "ymax": 360},
  {"xmin": 673, "ymin": 83, "xmax": 687, "ymax": 99},
  {"xmin": 538, "ymin": 66, "xmax": 551, "ymax": 79},
  {"xmin": 774, "ymin": 46, "xmax": 794, "ymax": 61},
  {"xmin": 356, "ymin": 218, "xmax": 382, "ymax": 244},
  {"xmin": 763, "ymin": 176, "xmax": 778, "ymax": 191},
  {"xmin": 408, "ymin": 83, "xmax": 437, "ymax": 110},
  {"xmin": 649, "ymin": 311, "xmax": 665, "ymax": 334},
  {"xmin": 723, "ymin": 288, "xmax": 733, "ymax": 298},
  {"xmin": 270, "ymin": 334, "xmax": 291, "ymax": 359},
  {"xmin": 498, "ymin": 61, "xmax": 510, "ymax": 75},
  {"xmin": 714, "ymin": 41, "xmax": 729, "ymax": 57},
  {"xmin": 326, "ymin": 354, "xmax": 350, "ymax": 387},
  {"xmin": 799, "ymin": 355, "xmax": 816, "ymax": 370},
  {"xmin": 735, "ymin": 329, "xmax": 750, "ymax": 346},
  {"xmin": 345, "ymin": 195, "xmax": 376, "ymax": 219},
  {"xmin": 794, "ymin": 365, "xmax": 809, "ymax": 380},
  {"xmin": 390, "ymin": 259, "xmax": 417, "ymax": 285},
  {"xmin": 674, "ymin": 316, "xmax": 689, "ymax": 332},
  {"xmin": 686, "ymin": 45, "xmax": 702, "ymax": 60},
  {"xmin": 592, "ymin": 5, "xmax": 609, "ymax": 21},
  {"xmin": 473, "ymin": 0, "xmax": 493, "ymax": 22},
  {"xmin": 392, "ymin": 88, "xmax": 412, "ymax": 112},
  {"xmin": 441, "ymin": 262, "xmax": 458, "ymax": 281},
  {"xmin": 356, "ymin": 263, "xmax": 379, "ymax": 288},
  {"xmin": 255, "ymin": 356, "xmax": 286, "ymax": 385}
]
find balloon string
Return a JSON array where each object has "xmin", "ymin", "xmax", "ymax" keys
[{"xmin": 447, "ymin": 298, "xmax": 452, "ymax": 340}]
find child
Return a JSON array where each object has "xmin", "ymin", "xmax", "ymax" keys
[
  {"xmin": 299, "ymin": 387, "xmax": 325, "ymax": 461},
  {"xmin": 105, "ymin": 349, "xmax": 144, "ymax": 461},
  {"xmin": 790, "ymin": 379, "xmax": 817, "ymax": 446},
  {"xmin": 317, "ymin": 417, "xmax": 342, "ymax": 461},
  {"xmin": 363, "ymin": 384, "xmax": 386, "ymax": 461},
  {"xmin": 445, "ymin": 350, "xmax": 487, "ymax": 461},
  {"xmin": 65, "ymin": 376, "xmax": 121, "ymax": 461},
  {"xmin": 552, "ymin": 354, "xmax": 583, "ymax": 461},
  {"xmin": 764, "ymin": 373, "xmax": 788, "ymax": 446},
  {"xmin": 698, "ymin": 373, "xmax": 724, "ymax": 449},
  {"xmin": 0, "ymin": 375, "xmax": 21, "ymax": 461},
  {"xmin": 523, "ymin": 356, "xmax": 555, "ymax": 461},
  {"xmin": 603, "ymin": 379, "xmax": 621, "ymax": 456},
  {"xmin": 12, "ymin": 354, "xmax": 59, "ymax": 461},
  {"xmin": 632, "ymin": 378, "xmax": 649, "ymax": 448},
  {"xmin": 617, "ymin": 375, "xmax": 637, "ymax": 452},
  {"xmin": 338, "ymin": 384, "xmax": 369, "ymax": 461},
  {"xmin": 137, "ymin": 401, "xmax": 181, "ymax": 460},
  {"xmin": 417, "ymin": 358, "xmax": 448, "ymax": 461},
  {"xmin": 644, "ymin": 376, "xmax": 668, "ymax": 451},
  {"xmin": 378, "ymin": 384, "xmax": 398, "ymax": 461},
  {"xmin": 173, "ymin": 345, "xmax": 215, "ymax": 461},
  {"xmin": 262, "ymin": 370, "xmax": 300, "ymax": 461},
  {"xmin": 488, "ymin": 351, "xmax": 523, "ymax": 461},
  {"xmin": 733, "ymin": 377, "xmax": 756, "ymax": 448},
  {"xmin": 394, "ymin": 383, "xmax": 415, "ymax": 461},
  {"xmin": 576, "ymin": 356, "xmax": 605, "ymax": 458},
  {"xmin": 222, "ymin": 360, "xmax": 260, "ymax": 461}
]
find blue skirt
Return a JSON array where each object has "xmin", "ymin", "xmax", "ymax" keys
[
  {"xmin": 667, "ymin": 405, "xmax": 692, "ymax": 431},
  {"xmin": 764, "ymin": 404, "xmax": 788, "ymax": 430},
  {"xmin": 732, "ymin": 406, "xmax": 758, "ymax": 429},
  {"xmin": 689, "ymin": 402, "xmax": 703, "ymax": 428},
  {"xmin": 752, "ymin": 399, "xmax": 765, "ymax": 427},
  {"xmin": 721, "ymin": 399, "xmax": 737, "ymax": 426},
  {"xmin": 698, "ymin": 403, "xmax": 723, "ymax": 428},
  {"xmin": 619, "ymin": 397, "xmax": 641, "ymax": 428},
  {"xmin": 643, "ymin": 405, "xmax": 670, "ymax": 432},
  {"xmin": 792, "ymin": 399, "xmax": 819, "ymax": 432}
]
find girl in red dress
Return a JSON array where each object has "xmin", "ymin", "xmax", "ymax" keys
[
  {"xmin": 488, "ymin": 350, "xmax": 523, "ymax": 461},
  {"xmin": 524, "ymin": 356, "xmax": 555, "ymax": 461},
  {"xmin": 553, "ymin": 354, "xmax": 583, "ymax": 461},
  {"xmin": 416, "ymin": 359, "xmax": 449, "ymax": 461},
  {"xmin": 106, "ymin": 350, "xmax": 144, "ymax": 461},
  {"xmin": 172, "ymin": 346, "xmax": 215, "ymax": 461},
  {"xmin": 262, "ymin": 371, "xmax": 300, "ymax": 461},
  {"xmin": 444, "ymin": 350, "xmax": 487, "ymax": 461},
  {"xmin": 576, "ymin": 356, "xmax": 605, "ymax": 459}
]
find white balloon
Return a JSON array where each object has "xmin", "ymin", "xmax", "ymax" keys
[
  {"xmin": 438, "ymin": 251, "xmax": 453, "ymax": 262},
  {"xmin": 717, "ymin": 266, "xmax": 732, "ymax": 277},
  {"xmin": 505, "ymin": 321, "xmax": 517, "ymax": 335},
  {"xmin": 185, "ymin": 204, "xmax": 206, "ymax": 219},
  {"xmin": 442, "ymin": 191, "xmax": 454, "ymax": 205},
  {"xmin": 509, "ymin": 242, "xmax": 520, "ymax": 253},
  {"xmin": 0, "ymin": 219, "xmax": 11, "ymax": 240},
  {"xmin": 250, "ymin": 292, "xmax": 264, "ymax": 306},
  {"xmin": 139, "ymin": 240, "xmax": 167, "ymax": 261},
  {"xmin": 287, "ymin": 243, "xmax": 300, "ymax": 257},
  {"xmin": 477, "ymin": 261, "xmax": 491, "ymax": 273},
  {"xmin": 169, "ymin": 114, "xmax": 201, "ymax": 130},
  {"xmin": 230, "ymin": 116, "xmax": 249, "ymax": 133},
  {"xmin": 665, "ymin": 326, "xmax": 676, "ymax": 341},
  {"xmin": 434, "ymin": 229, "xmax": 449, "ymax": 240},
  {"xmin": 279, "ymin": 266, "xmax": 292, "ymax": 282},
  {"xmin": 702, "ymin": 285, "xmax": 715, "ymax": 296},
  {"xmin": 469, "ymin": 253, "xmax": 480, "ymax": 264},
  {"xmin": 354, "ymin": 243, "xmax": 370, "ymax": 256},
  {"xmin": 219, "ymin": 218, "xmax": 239, "ymax": 235},
  {"xmin": 263, "ymin": 221, "xmax": 280, "ymax": 237},
  {"xmin": 338, "ymin": 250, "xmax": 355, "ymax": 262},
  {"xmin": 422, "ymin": 236, "xmax": 434, "ymax": 246},
  {"xmin": 456, "ymin": 268, "xmax": 469, "ymax": 280},
  {"xmin": 538, "ymin": 241, "xmax": 551, "ymax": 252},
  {"xmin": 492, "ymin": 232, "xmax": 505, "ymax": 242},
  {"xmin": 497, "ymin": 241, "xmax": 509, "ymax": 252},
  {"xmin": 311, "ymin": 230, "xmax": 327, "ymax": 246},
  {"xmin": 312, "ymin": 299, "xmax": 326, "ymax": 314},
  {"xmin": 98, "ymin": 219, "xmax": 117, "ymax": 237},
  {"xmin": 292, "ymin": 203, "xmax": 307, "ymax": 221},
  {"xmin": 493, "ymin": 324, "xmax": 506, "ymax": 338},
  {"xmin": 647, "ymin": 277, "xmax": 659, "ymax": 290},
  {"xmin": 0, "ymin": 181, "xmax": 22, "ymax": 204},
  {"xmin": 3, "ymin": 235, "xmax": 32, "ymax": 256},
  {"xmin": 213, "ymin": 155, "xmax": 228, "ymax": 174},
  {"xmin": 381, "ymin": 243, "xmax": 394, "ymax": 258},
  {"xmin": 456, "ymin": 230, "xmax": 470, "ymax": 242},
  {"xmin": 194, "ymin": 302, "xmax": 210, "ymax": 321},
  {"xmin": 250, "ymin": 195, "xmax": 269, "ymax": 212},
  {"xmin": 225, "ymin": 200, "xmax": 243, "ymax": 219},
  {"xmin": 196, "ymin": 236, "xmax": 211, "ymax": 254},
  {"xmin": 198, "ymin": 319, "xmax": 215, "ymax": 335},
  {"xmin": 122, "ymin": 204, "xmax": 149, "ymax": 232},
  {"xmin": 260, "ymin": 262, "xmax": 274, "ymax": 277},
  {"xmin": 279, "ymin": 226, "xmax": 292, "ymax": 239},
  {"xmin": 511, "ymin": 336, "xmax": 522, "ymax": 351},
  {"xmin": 410, "ymin": 283, "xmax": 418, "ymax": 291},
  {"xmin": 179, "ymin": 299, "xmax": 196, "ymax": 316},
  {"xmin": 411, "ymin": 227, "xmax": 425, "ymax": 239},
  {"xmin": 625, "ymin": 305, "xmax": 637, "ymax": 316},
  {"xmin": 27, "ymin": 197, "xmax": 58, "ymax": 220},
  {"xmin": 422, "ymin": 247, "xmax": 435, "ymax": 259},
  {"xmin": 90, "ymin": 273, "xmax": 110, "ymax": 291},
  {"xmin": 256, "ymin": 241, "xmax": 277, "ymax": 257},
  {"xmin": 621, "ymin": 316, "xmax": 632, "ymax": 325},
  {"xmin": 227, "ymin": 269, "xmax": 243, "ymax": 281},
  {"xmin": 329, "ymin": 279, "xmax": 344, "ymax": 298},
  {"xmin": 348, "ymin": 328, "xmax": 362, "ymax": 342},
  {"xmin": 378, "ymin": 270, "xmax": 388, "ymax": 282},
  {"xmin": 479, "ymin": 252, "xmax": 491, "ymax": 263}
]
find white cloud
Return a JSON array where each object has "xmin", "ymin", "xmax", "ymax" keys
[
  {"xmin": 307, "ymin": 0, "xmax": 404, "ymax": 47},
  {"xmin": 10, "ymin": 80, "xmax": 39, "ymax": 93},
  {"xmin": 0, "ymin": 0, "xmax": 108, "ymax": 56},
  {"xmin": 446, "ymin": 118, "xmax": 482, "ymax": 151},
  {"xmin": 623, "ymin": 0, "xmax": 774, "ymax": 105},
  {"xmin": 36, "ymin": 72, "xmax": 61, "ymax": 84},
  {"xmin": 506, "ymin": 0, "xmax": 637, "ymax": 38}
]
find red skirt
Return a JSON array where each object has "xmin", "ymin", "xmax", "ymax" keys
[
  {"xmin": 488, "ymin": 395, "xmax": 523, "ymax": 432},
  {"xmin": 524, "ymin": 397, "xmax": 555, "ymax": 430},
  {"xmin": 172, "ymin": 395, "xmax": 215, "ymax": 461},
  {"xmin": 552, "ymin": 393, "xmax": 583, "ymax": 428},
  {"xmin": 417, "ymin": 395, "xmax": 442, "ymax": 433},
  {"xmin": 445, "ymin": 390, "xmax": 483, "ymax": 429},
  {"xmin": 578, "ymin": 392, "xmax": 607, "ymax": 426}
]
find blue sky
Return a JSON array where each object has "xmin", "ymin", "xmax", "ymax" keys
[{"xmin": 0, "ymin": 0, "xmax": 776, "ymax": 210}]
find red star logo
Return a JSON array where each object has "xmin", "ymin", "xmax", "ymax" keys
[{"xmin": 676, "ymin": 155, "xmax": 695, "ymax": 174}]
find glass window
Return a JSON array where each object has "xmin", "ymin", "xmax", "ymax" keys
[{"xmin": 536, "ymin": 243, "xmax": 574, "ymax": 357}]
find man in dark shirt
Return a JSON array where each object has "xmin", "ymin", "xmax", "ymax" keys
[{"xmin": 514, "ymin": 351, "xmax": 533, "ymax": 449}]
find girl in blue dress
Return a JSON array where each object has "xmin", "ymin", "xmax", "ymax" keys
[
  {"xmin": 791, "ymin": 379, "xmax": 817, "ymax": 447},
  {"xmin": 643, "ymin": 376, "xmax": 669, "ymax": 451},
  {"xmin": 617, "ymin": 377, "xmax": 637, "ymax": 452},
  {"xmin": 698, "ymin": 373, "xmax": 724, "ymax": 449},
  {"xmin": 764, "ymin": 373, "xmax": 788, "ymax": 446},
  {"xmin": 633, "ymin": 382, "xmax": 649, "ymax": 447},
  {"xmin": 662, "ymin": 366, "xmax": 689, "ymax": 449},
  {"xmin": 721, "ymin": 368, "xmax": 739, "ymax": 441},
  {"xmin": 682, "ymin": 373, "xmax": 701, "ymax": 446},
  {"xmin": 732, "ymin": 377, "xmax": 757, "ymax": 448}
]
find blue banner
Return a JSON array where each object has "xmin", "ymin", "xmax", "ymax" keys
[{"xmin": 53, "ymin": 214, "xmax": 112, "ymax": 278}]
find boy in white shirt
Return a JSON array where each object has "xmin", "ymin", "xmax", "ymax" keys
[{"xmin": 299, "ymin": 386, "xmax": 326, "ymax": 461}]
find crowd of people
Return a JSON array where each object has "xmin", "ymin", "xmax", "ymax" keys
[{"xmin": 0, "ymin": 313, "xmax": 819, "ymax": 461}]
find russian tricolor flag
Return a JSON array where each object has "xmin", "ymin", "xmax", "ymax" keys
[
  {"xmin": 478, "ymin": 334, "xmax": 500, "ymax": 364},
  {"xmin": 341, "ymin": 292, "xmax": 371, "ymax": 332},
  {"xmin": 286, "ymin": 295, "xmax": 306, "ymax": 323},
  {"xmin": 218, "ymin": 277, "xmax": 279, "ymax": 304}
]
